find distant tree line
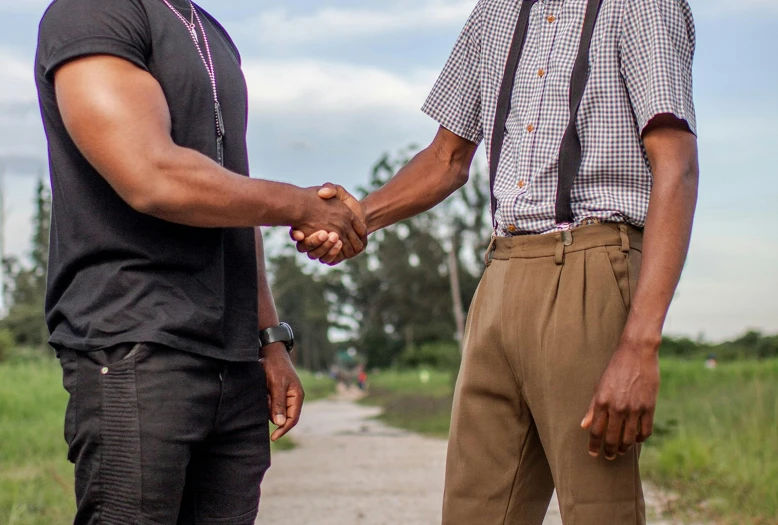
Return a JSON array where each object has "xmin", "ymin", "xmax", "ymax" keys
[{"xmin": 661, "ymin": 331, "xmax": 778, "ymax": 362}]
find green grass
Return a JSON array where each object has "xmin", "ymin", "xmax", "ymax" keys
[
  {"xmin": 361, "ymin": 360, "xmax": 778, "ymax": 524},
  {"xmin": 642, "ymin": 359, "xmax": 778, "ymax": 524},
  {"xmin": 0, "ymin": 355, "xmax": 334, "ymax": 524},
  {"xmin": 360, "ymin": 368, "xmax": 455, "ymax": 437},
  {"xmin": 0, "ymin": 357, "xmax": 74, "ymax": 525},
  {"xmin": 296, "ymin": 369, "xmax": 337, "ymax": 402}
]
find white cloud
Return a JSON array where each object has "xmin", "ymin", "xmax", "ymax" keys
[
  {"xmin": 243, "ymin": 0, "xmax": 475, "ymax": 45},
  {"xmin": 0, "ymin": 48, "xmax": 36, "ymax": 105},
  {"xmin": 0, "ymin": 0, "xmax": 49, "ymax": 14},
  {"xmin": 243, "ymin": 59, "xmax": 436, "ymax": 115}
]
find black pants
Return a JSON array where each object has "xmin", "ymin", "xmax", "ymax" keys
[{"xmin": 58, "ymin": 343, "xmax": 271, "ymax": 525}]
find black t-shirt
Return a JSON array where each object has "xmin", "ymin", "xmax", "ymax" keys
[{"xmin": 36, "ymin": 0, "xmax": 259, "ymax": 361}]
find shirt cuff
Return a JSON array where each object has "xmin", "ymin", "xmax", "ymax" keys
[
  {"xmin": 639, "ymin": 102, "xmax": 697, "ymax": 137},
  {"xmin": 421, "ymin": 101, "xmax": 483, "ymax": 145}
]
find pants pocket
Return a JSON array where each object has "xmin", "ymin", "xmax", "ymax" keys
[
  {"xmin": 602, "ymin": 245, "xmax": 631, "ymax": 314},
  {"xmin": 98, "ymin": 345, "xmax": 144, "ymax": 523}
]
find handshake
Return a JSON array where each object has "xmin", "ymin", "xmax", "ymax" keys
[{"xmin": 289, "ymin": 183, "xmax": 368, "ymax": 266}]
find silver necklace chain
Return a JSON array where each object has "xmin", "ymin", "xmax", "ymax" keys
[{"xmin": 160, "ymin": 0, "xmax": 226, "ymax": 165}]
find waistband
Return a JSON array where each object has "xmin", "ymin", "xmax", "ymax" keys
[{"xmin": 491, "ymin": 223, "xmax": 643, "ymax": 261}]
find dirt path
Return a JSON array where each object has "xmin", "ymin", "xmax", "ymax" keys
[{"xmin": 258, "ymin": 398, "xmax": 677, "ymax": 525}]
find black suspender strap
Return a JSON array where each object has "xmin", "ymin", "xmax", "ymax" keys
[
  {"xmin": 488, "ymin": 0, "xmax": 604, "ymax": 229},
  {"xmin": 489, "ymin": 0, "xmax": 538, "ymax": 230},
  {"xmin": 555, "ymin": 0, "xmax": 605, "ymax": 224}
]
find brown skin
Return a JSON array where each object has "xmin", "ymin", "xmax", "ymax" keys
[
  {"xmin": 296, "ymin": 115, "xmax": 699, "ymax": 459},
  {"xmin": 52, "ymin": 54, "xmax": 364, "ymax": 439},
  {"xmin": 254, "ymin": 228, "xmax": 304, "ymax": 442},
  {"xmin": 54, "ymin": 55, "xmax": 366, "ymax": 256}
]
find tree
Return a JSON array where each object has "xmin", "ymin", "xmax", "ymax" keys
[
  {"xmin": 269, "ymin": 253, "xmax": 336, "ymax": 371},
  {"xmin": 1, "ymin": 179, "xmax": 51, "ymax": 348}
]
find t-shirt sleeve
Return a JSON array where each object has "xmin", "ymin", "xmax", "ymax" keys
[
  {"xmin": 38, "ymin": 0, "xmax": 150, "ymax": 80},
  {"xmin": 421, "ymin": 2, "xmax": 484, "ymax": 144},
  {"xmin": 620, "ymin": 0, "xmax": 697, "ymax": 135}
]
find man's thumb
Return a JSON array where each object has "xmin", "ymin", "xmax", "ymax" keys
[
  {"xmin": 318, "ymin": 183, "xmax": 338, "ymax": 199},
  {"xmin": 581, "ymin": 402, "xmax": 595, "ymax": 429},
  {"xmin": 271, "ymin": 385, "xmax": 287, "ymax": 426}
]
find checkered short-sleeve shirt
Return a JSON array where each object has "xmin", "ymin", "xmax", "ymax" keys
[{"xmin": 422, "ymin": 0, "xmax": 696, "ymax": 235}]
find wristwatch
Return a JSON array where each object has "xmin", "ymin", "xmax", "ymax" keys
[{"xmin": 259, "ymin": 322, "xmax": 295, "ymax": 353}]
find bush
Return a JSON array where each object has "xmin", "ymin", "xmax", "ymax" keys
[
  {"xmin": 398, "ymin": 341, "xmax": 461, "ymax": 371},
  {"xmin": 0, "ymin": 329, "xmax": 14, "ymax": 364}
]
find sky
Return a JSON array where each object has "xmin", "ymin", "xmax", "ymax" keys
[{"xmin": 0, "ymin": 0, "xmax": 776, "ymax": 341}]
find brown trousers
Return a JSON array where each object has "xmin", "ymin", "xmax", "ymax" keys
[{"xmin": 442, "ymin": 223, "xmax": 646, "ymax": 525}]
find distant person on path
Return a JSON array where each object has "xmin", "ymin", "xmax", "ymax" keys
[
  {"xmin": 34, "ymin": 0, "xmax": 366, "ymax": 522},
  {"xmin": 295, "ymin": 0, "xmax": 698, "ymax": 522}
]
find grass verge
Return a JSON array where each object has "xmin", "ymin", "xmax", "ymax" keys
[
  {"xmin": 360, "ymin": 360, "xmax": 778, "ymax": 524},
  {"xmin": 359, "ymin": 368, "xmax": 454, "ymax": 438},
  {"xmin": 0, "ymin": 357, "xmax": 74, "ymax": 524}
]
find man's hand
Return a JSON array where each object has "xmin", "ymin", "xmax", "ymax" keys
[
  {"xmin": 581, "ymin": 338, "xmax": 660, "ymax": 459},
  {"xmin": 294, "ymin": 185, "xmax": 367, "ymax": 260},
  {"xmin": 291, "ymin": 183, "xmax": 367, "ymax": 265},
  {"xmin": 261, "ymin": 343, "xmax": 305, "ymax": 442}
]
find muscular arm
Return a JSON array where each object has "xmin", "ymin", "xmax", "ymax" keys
[
  {"xmin": 584, "ymin": 114, "xmax": 698, "ymax": 459},
  {"xmin": 361, "ymin": 126, "xmax": 479, "ymax": 233},
  {"xmin": 54, "ymin": 55, "xmax": 365, "ymax": 255}
]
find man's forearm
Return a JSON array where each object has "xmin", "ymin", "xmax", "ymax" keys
[
  {"xmin": 136, "ymin": 146, "xmax": 312, "ymax": 228},
  {"xmin": 622, "ymin": 125, "xmax": 699, "ymax": 349},
  {"xmin": 362, "ymin": 127, "xmax": 478, "ymax": 233}
]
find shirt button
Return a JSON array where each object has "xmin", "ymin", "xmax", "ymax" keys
[
  {"xmin": 526, "ymin": 124, "xmax": 535, "ymax": 133},
  {"xmin": 507, "ymin": 225, "xmax": 517, "ymax": 233},
  {"xmin": 101, "ymin": 367, "xmax": 109, "ymax": 375},
  {"xmin": 518, "ymin": 180, "xmax": 526, "ymax": 189},
  {"xmin": 547, "ymin": 15, "xmax": 556, "ymax": 23},
  {"xmin": 538, "ymin": 69, "xmax": 545, "ymax": 77}
]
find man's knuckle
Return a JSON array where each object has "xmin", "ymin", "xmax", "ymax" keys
[{"xmin": 613, "ymin": 405, "xmax": 629, "ymax": 417}]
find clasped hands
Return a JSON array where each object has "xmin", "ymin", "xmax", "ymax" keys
[{"xmin": 291, "ymin": 183, "xmax": 367, "ymax": 266}]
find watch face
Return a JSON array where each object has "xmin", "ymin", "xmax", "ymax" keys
[
  {"xmin": 260, "ymin": 323, "xmax": 295, "ymax": 352},
  {"xmin": 280, "ymin": 322, "xmax": 295, "ymax": 350}
]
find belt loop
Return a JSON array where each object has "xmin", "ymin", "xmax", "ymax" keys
[
  {"xmin": 619, "ymin": 224, "xmax": 630, "ymax": 254},
  {"xmin": 484, "ymin": 233, "xmax": 497, "ymax": 267},
  {"xmin": 555, "ymin": 230, "xmax": 572, "ymax": 265}
]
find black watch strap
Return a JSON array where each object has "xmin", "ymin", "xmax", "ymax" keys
[{"xmin": 259, "ymin": 322, "xmax": 294, "ymax": 352}]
